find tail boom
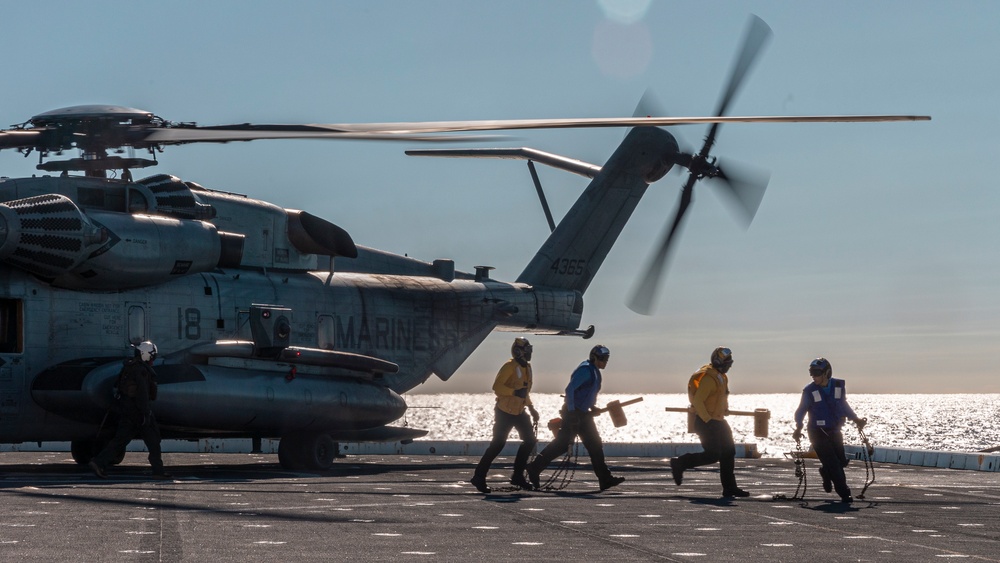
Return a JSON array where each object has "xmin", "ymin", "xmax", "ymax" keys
[{"xmin": 516, "ymin": 127, "xmax": 678, "ymax": 293}]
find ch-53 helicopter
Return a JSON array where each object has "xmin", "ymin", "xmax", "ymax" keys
[{"xmin": 0, "ymin": 16, "xmax": 927, "ymax": 470}]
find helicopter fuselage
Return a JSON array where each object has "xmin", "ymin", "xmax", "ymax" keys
[{"xmin": 0, "ymin": 174, "xmax": 583, "ymax": 447}]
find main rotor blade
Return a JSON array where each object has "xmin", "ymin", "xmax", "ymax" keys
[
  {"xmin": 302, "ymin": 114, "xmax": 928, "ymax": 134},
  {"xmin": 143, "ymin": 128, "xmax": 504, "ymax": 144},
  {"xmin": 0, "ymin": 129, "xmax": 43, "ymax": 150},
  {"xmin": 137, "ymin": 114, "xmax": 930, "ymax": 145},
  {"xmin": 627, "ymin": 176, "xmax": 697, "ymax": 315}
]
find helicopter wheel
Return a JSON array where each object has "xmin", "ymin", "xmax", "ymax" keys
[{"xmin": 278, "ymin": 433, "xmax": 337, "ymax": 471}]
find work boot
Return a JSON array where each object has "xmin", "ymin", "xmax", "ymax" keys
[
  {"xmin": 88, "ymin": 461, "xmax": 106, "ymax": 479},
  {"xmin": 840, "ymin": 495, "xmax": 854, "ymax": 504},
  {"xmin": 722, "ymin": 488, "xmax": 750, "ymax": 498},
  {"xmin": 470, "ymin": 475, "xmax": 491, "ymax": 494},
  {"xmin": 670, "ymin": 457, "xmax": 683, "ymax": 486},
  {"xmin": 599, "ymin": 475, "xmax": 625, "ymax": 491},
  {"xmin": 819, "ymin": 466, "xmax": 832, "ymax": 493},
  {"xmin": 510, "ymin": 472, "xmax": 531, "ymax": 490},
  {"xmin": 526, "ymin": 465, "xmax": 541, "ymax": 491}
]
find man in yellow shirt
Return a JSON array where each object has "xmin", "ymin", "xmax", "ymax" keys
[
  {"xmin": 470, "ymin": 338, "xmax": 539, "ymax": 493},
  {"xmin": 670, "ymin": 347, "xmax": 749, "ymax": 498}
]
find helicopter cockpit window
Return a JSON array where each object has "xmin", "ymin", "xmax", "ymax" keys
[{"xmin": 128, "ymin": 189, "xmax": 149, "ymax": 214}]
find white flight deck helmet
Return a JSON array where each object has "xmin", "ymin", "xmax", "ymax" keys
[{"xmin": 134, "ymin": 341, "xmax": 158, "ymax": 363}]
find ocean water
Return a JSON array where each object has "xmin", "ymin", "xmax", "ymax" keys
[{"xmin": 402, "ymin": 393, "xmax": 1000, "ymax": 458}]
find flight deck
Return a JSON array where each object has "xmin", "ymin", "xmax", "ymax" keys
[{"xmin": 0, "ymin": 451, "xmax": 997, "ymax": 562}]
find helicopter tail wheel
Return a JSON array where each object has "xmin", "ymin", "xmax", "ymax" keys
[{"xmin": 278, "ymin": 433, "xmax": 338, "ymax": 470}]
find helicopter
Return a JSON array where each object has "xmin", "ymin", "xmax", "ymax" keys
[{"xmin": 0, "ymin": 16, "xmax": 927, "ymax": 470}]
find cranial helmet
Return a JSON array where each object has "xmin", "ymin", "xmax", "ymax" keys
[
  {"xmin": 589, "ymin": 344, "xmax": 610, "ymax": 363},
  {"xmin": 711, "ymin": 346, "xmax": 733, "ymax": 372},
  {"xmin": 512, "ymin": 337, "xmax": 532, "ymax": 363},
  {"xmin": 134, "ymin": 341, "xmax": 158, "ymax": 363},
  {"xmin": 809, "ymin": 357, "xmax": 832, "ymax": 379}
]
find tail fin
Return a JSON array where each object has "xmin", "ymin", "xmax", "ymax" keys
[{"xmin": 516, "ymin": 127, "xmax": 678, "ymax": 293}]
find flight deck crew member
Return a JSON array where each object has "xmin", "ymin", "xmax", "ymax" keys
[
  {"xmin": 670, "ymin": 347, "xmax": 749, "ymax": 498},
  {"xmin": 470, "ymin": 337, "xmax": 540, "ymax": 493},
  {"xmin": 89, "ymin": 341, "xmax": 170, "ymax": 479},
  {"xmin": 793, "ymin": 357, "xmax": 866, "ymax": 503},
  {"xmin": 526, "ymin": 345, "xmax": 625, "ymax": 492}
]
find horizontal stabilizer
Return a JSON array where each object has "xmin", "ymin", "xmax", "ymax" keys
[{"xmin": 406, "ymin": 147, "xmax": 601, "ymax": 178}]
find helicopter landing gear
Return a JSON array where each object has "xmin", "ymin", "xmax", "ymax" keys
[{"xmin": 277, "ymin": 432, "xmax": 338, "ymax": 471}]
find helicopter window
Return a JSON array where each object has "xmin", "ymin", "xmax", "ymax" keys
[
  {"xmin": 0, "ymin": 299, "xmax": 23, "ymax": 354},
  {"xmin": 76, "ymin": 187, "xmax": 126, "ymax": 212},
  {"xmin": 104, "ymin": 190, "xmax": 126, "ymax": 212},
  {"xmin": 128, "ymin": 189, "xmax": 149, "ymax": 213},
  {"xmin": 317, "ymin": 315, "xmax": 335, "ymax": 350},
  {"xmin": 127, "ymin": 305, "xmax": 146, "ymax": 344},
  {"xmin": 77, "ymin": 187, "xmax": 105, "ymax": 209}
]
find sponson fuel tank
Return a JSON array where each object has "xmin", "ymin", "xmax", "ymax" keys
[
  {"xmin": 30, "ymin": 357, "xmax": 407, "ymax": 435},
  {"xmin": 0, "ymin": 193, "xmax": 244, "ymax": 289}
]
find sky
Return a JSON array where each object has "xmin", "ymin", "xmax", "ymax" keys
[{"xmin": 0, "ymin": 1, "xmax": 997, "ymax": 394}]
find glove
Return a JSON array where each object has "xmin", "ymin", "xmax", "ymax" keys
[
  {"xmin": 513, "ymin": 387, "xmax": 528, "ymax": 399},
  {"xmin": 855, "ymin": 417, "xmax": 867, "ymax": 431},
  {"xmin": 792, "ymin": 428, "xmax": 802, "ymax": 443},
  {"xmin": 528, "ymin": 405, "xmax": 539, "ymax": 423}
]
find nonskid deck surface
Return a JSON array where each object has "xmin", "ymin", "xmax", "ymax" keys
[{"xmin": 0, "ymin": 452, "xmax": 997, "ymax": 562}]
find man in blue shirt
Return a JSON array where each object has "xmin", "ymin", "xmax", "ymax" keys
[
  {"xmin": 793, "ymin": 357, "xmax": 866, "ymax": 503},
  {"xmin": 526, "ymin": 345, "xmax": 625, "ymax": 492}
]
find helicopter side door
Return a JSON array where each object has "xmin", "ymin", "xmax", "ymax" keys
[{"xmin": 0, "ymin": 299, "xmax": 24, "ymax": 429}]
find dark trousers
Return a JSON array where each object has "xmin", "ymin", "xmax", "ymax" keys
[
  {"xmin": 93, "ymin": 407, "xmax": 164, "ymax": 473},
  {"xmin": 809, "ymin": 426, "xmax": 851, "ymax": 498},
  {"xmin": 528, "ymin": 410, "xmax": 612, "ymax": 482},
  {"xmin": 475, "ymin": 407, "xmax": 537, "ymax": 479},
  {"xmin": 675, "ymin": 417, "xmax": 738, "ymax": 491}
]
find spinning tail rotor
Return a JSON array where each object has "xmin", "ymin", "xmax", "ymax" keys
[{"xmin": 628, "ymin": 15, "xmax": 774, "ymax": 314}]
